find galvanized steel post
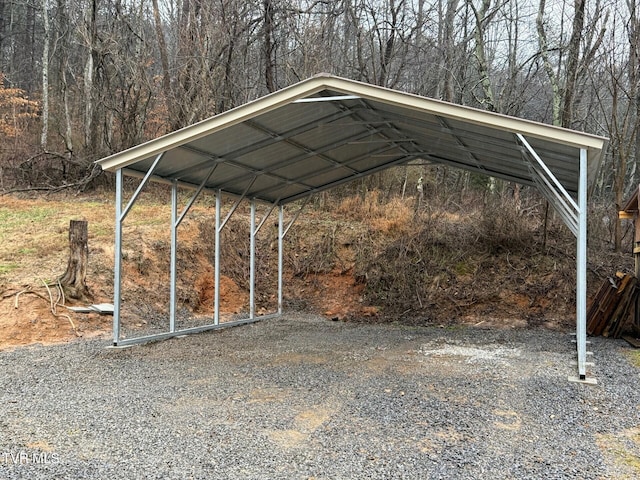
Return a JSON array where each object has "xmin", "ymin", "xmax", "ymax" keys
[
  {"xmin": 278, "ymin": 205, "xmax": 284, "ymax": 314},
  {"xmin": 214, "ymin": 190, "xmax": 221, "ymax": 325},
  {"xmin": 113, "ymin": 168, "xmax": 123, "ymax": 345},
  {"xmin": 169, "ymin": 180, "xmax": 178, "ymax": 332},
  {"xmin": 577, "ymin": 148, "xmax": 588, "ymax": 379},
  {"xmin": 250, "ymin": 200, "xmax": 256, "ymax": 319}
]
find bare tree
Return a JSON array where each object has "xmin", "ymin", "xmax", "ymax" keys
[
  {"xmin": 591, "ymin": 3, "xmax": 638, "ymax": 250},
  {"xmin": 0, "ymin": 0, "xmax": 631, "ymax": 201},
  {"xmin": 152, "ymin": 0, "xmax": 172, "ymax": 119},
  {"xmin": 629, "ymin": 0, "xmax": 640, "ymax": 186},
  {"xmin": 467, "ymin": 0, "xmax": 498, "ymax": 112},
  {"xmin": 263, "ymin": 0, "xmax": 276, "ymax": 92},
  {"xmin": 537, "ymin": 0, "xmax": 608, "ymax": 127},
  {"xmin": 438, "ymin": 0, "xmax": 462, "ymax": 102},
  {"xmin": 54, "ymin": 0, "xmax": 73, "ymax": 157},
  {"xmin": 83, "ymin": 0, "xmax": 98, "ymax": 149},
  {"xmin": 40, "ymin": 0, "xmax": 50, "ymax": 149}
]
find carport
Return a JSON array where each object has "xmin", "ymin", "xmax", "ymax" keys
[{"xmin": 97, "ymin": 73, "xmax": 607, "ymax": 381}]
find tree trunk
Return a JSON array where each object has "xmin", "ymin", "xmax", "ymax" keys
[
  {"xmin": 560, "ymin": 0, "xmax": 585, "ymax": 128},
  {"xmin": 0, "ymin": 0, "xmax": 5, "ymax": 67},
  {"xmin": 83, "ymin": 0, "xmax": 98, "ymax": 150},
  {"xmin": 152, "ymin": 0, "xmax": 171, "ymax": 116},
  {"xmin": 630, "ymin": 1, "xmax": 640, "ymax": 188},
  {"xmin": 469, "ymin": 0, "xmax": 497, "ymax": 112},
  {"xmin": 55, "ymin": 0, "xmax": 73, "ymax": 156},
  {"xmin": 40, "ymin": 0, "xmax": 49, "ymax": 149},
  {"xmin": 440, "ymin": 0, "xmax": 459, "ymax": 102},
  {"xmin": 537, "ymin": 0, "xmax": 562, "ymax": 126},
  {"xmin": 263, "ymin": 0, "xmax": 276, "ymax": 92},
  {"xmin": 59, "ymin": 220, "xmax": 91, "ymax": 301}
]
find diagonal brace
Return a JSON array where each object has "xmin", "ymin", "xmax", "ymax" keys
[
  {"xmin": 517, "ymin": 134, "xmax": 579, "ymax": 212},
  {"xmin": 121, "ymin": 152, "xmax": 165, "ymax": 221}
]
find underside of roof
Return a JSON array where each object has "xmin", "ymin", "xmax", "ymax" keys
[{"xmin": 97, "ymin": 74, "xmax": 608, "ymax": 205}]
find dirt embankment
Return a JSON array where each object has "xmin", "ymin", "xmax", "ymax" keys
[{"xmin": 0, "ymin": 191, "xmax": 632, "ymax": 350}]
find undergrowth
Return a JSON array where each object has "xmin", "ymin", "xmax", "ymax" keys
[
  {"xmin": 2, "ymin": 185, "xmax": 633, "ymax": 329},
  {"xmin": 306, "ymin": 189, "xmax": 593, "ymax": 324}
]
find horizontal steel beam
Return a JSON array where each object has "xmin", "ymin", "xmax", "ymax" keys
[
  {"xmin": 121, "ymin": 168, "xmax": 274, "ymax": 206},
  {"xmin": 111, "ymin": 313, "xmax": 281, "ymax": 347},
  {"xmin": 293, "ymin": 95, "xmax": 361, "ymax": 103}
]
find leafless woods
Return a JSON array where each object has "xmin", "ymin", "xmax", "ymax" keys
[{"xmin": 0, "ymin": 0, "xmax": 638, "ymax": 242}]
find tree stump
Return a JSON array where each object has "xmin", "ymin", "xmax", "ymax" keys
[{"xmin": 59, "ymin": 220, "xmax": 91, "ymax": 301}]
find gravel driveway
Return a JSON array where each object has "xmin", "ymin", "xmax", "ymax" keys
[{"xmin": 1, "ymin": 314, "xmax": 639, "ymax": 479}]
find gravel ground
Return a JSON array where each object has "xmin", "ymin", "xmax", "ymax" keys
[{"xmin": 1, "ymin": 314, "xmax": 639, "ymax": 479}]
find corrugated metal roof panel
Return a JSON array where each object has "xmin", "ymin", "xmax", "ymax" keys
[{"xmin": 97, "ymin": 74, "xmax": 608, "ymax": 205}]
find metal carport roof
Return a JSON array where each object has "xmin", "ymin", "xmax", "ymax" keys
[
  {"xmin": 98, "ymin": 73, "xmax": 608, "ymax": 382},
  {"xmin": 98, "ymin": 74, "xmax": 605, "ymax": 204}
]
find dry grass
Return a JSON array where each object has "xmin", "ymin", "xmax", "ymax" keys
[
  {"xmin": 336, "ymin": 191, "xmax": 413, "ymax": 235},
  {"xmin": 0, "ymin": 196, "xmax": 114, "ymax": 288},
  {"xmin": 0, "ymin": 192, "xmax": 222, "ymax": 309},
  {"xmin": 0, "ymin": 190, "xmax": 257, "ymax": 348}
]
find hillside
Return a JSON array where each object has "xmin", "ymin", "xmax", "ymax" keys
[{"xmin": 0, "ymin": 187, "xmax": 632, "ymax": 350}]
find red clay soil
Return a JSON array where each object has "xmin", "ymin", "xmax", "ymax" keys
[
  {"xmin": 0, "ymin": 272, "xmax": 364, "ymax": 351},
  {"xmin": 0, "ymin": 292, "xmax": 110, "ymax": 350}
]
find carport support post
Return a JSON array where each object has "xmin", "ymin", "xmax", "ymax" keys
[
  {"xmin": 113, "ymin": 168, "xmax": 123, "ymax": 344},
  {"xmin": 214, "ymin": 190, "xmax": 222, "ymax": 325},
  {"xmin": 278, "ymin": 205, "xmax": 284, "ymax": 314},
  {"xmin": 169, "ymin": 180, "xmax": 178, "ymax": 332},
  {"xmin": 576, "ymin": 148, "xmax": 588, "ymax": 380},
  {"xmin": 250, "ymin": 201, "xmax": 256, "ymax": 319}
]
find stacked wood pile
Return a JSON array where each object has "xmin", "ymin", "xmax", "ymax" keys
[{"xmin": 587, "ymin": 273, "xmax": 638, "ymax": 338}]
